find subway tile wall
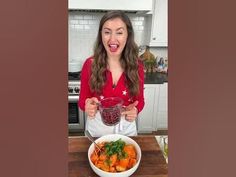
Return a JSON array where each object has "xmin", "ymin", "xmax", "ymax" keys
[{"xmin": 68, "ymin": 11, "xmax": 151, "ymax": 63}]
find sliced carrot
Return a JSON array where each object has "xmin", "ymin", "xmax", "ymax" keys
[
  {"xmin": 116, "ymin": 165, "xmax": 126, "ymax": 172},
  {"xmin": 90, "ymin": 152, "xmax": 98, "ymax": 164},
  {"xmin": 99, "ymin": 153, "xmax": 107, "ymax": 161},
  {"xmin": 128, "ymin": 158, "xmax": 137, "ymax": 168},
  {"xmin": 109, "ymin": 166, "xmax": 116, "ymax": 173},
  {"xmin": 119, "ymin": 158, "xmax": 129, "ymax": 168},
  {"xmin": 95, "ymin": 160, "xmax": 104, "ymax": 168},
  {"xmin": 109, "ymin": 154, "xmax": 117, "ymax": 167},
  {"xmin": 124, "ymin": 145, "xmax": 136, "ymax": 158},
  {"xmin": 100, "ymin": 163, "xmax": 110, "ymax": 172}
]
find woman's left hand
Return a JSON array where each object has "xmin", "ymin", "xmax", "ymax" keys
[{"xmin": 121, "ymin": 101, "xmax": 139, "ymax": 122}]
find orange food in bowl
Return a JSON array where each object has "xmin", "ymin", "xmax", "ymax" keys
[
  {"xmin": 124, "ymin": 144, "xmax": 136, "ymax": 159},
  {"xmin": 88, "ymin": 134, "xmax": 141, "ymax": 177},
  {"xmin": 90, "ymin": 140, "xmax": 137, "ymax": 173}
]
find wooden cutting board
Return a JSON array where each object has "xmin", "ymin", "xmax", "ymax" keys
[{"xmin": 68, "ymin": 135, "xmax": 168, "ymax": 177}]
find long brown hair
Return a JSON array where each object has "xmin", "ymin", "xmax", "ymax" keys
[{"xmin": 90, "ymin": 10, "xmax": 140, "ymax": 96}]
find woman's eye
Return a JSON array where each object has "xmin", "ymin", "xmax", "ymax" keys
[
  {"xmin": 116, "ymin": 32, "xmax": 123, "ymax": 35},
  {"xmin": 104, "ymin": 31, "xmax": 110, "ymax": 35}
]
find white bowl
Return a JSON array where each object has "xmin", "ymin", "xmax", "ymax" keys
[{"xmin": 88, "ymin": 134, "xmax": 141, "ymax": 177}]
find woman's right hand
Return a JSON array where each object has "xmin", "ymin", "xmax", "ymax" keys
[{"xmin": 85, "ymin": 97, "xmax": 99, "ymax": 119}]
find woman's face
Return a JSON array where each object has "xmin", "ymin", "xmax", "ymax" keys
[{"xmin": 101, "ymin": 18, "xmax": 128, "ymax": 59}]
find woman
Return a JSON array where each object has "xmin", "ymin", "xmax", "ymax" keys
[{"xmin": 78, "ymin": 10, "xmax": 144, "ymax": 137}]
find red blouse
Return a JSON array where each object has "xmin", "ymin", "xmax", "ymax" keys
[{"xmin": 78, "ymin": 57, "xmax": 145, "ymax": 113}]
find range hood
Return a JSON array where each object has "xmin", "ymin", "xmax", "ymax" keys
[{"xmin": 68, "ymin": 0, "xmax": 153, "ymax": 13}]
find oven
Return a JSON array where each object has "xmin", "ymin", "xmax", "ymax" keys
[{"xmin": 68, "ymin": 72, "xmax": 85, "ymax": 132}]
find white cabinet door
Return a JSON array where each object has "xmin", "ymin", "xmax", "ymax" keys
[
  {"xmin": 157, "ymin": 111, "xmax": 168, "ymax": 129},
  {"xmin": 138, "ymin": 83, "xmax": 168, "ymax": 133},
  {"xmin": 156, "ymin": 83, "xmax": 168, "ymax": 129},
  {"xmin": 138, "ymin": 84, "xmax": 159, "ymax": 133},
  {"xmin": 149, "ymin": 0, "xmax": 168, "ymax": 47}
]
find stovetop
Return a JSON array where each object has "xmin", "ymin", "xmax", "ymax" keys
[
  {"xmin": 68, "ymin": 71, "xmax": 81, "ymax": 81},
  {"xmin": 68, "ymin": 72, "xmax": 81, "ymax": 95}
]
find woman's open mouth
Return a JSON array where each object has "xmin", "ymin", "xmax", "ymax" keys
[{"xmin": 109, "ymin": 44, "xmax": 119, "ymax": 52}]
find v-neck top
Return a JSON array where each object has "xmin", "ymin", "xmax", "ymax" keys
[{"xmin": 78, "ymin": 57, "xmax": 145, "ymax": 113}]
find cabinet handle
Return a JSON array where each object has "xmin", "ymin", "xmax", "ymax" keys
[{"xmin": 152, "ymin": 37, "xmax": 156, "ymax": 40}]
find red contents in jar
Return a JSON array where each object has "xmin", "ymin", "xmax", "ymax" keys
[
  {"xmin": 101, "ymin": 107, "xmax": 121, "ymax": 125},
  {"xmin": 99, "ymin": 97, "xmax": 123, "ymax": 126}
]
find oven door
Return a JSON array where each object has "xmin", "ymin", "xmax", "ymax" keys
[{"xmin": 68, "ymin": 95, "xmax": 85, "ymax": 132}]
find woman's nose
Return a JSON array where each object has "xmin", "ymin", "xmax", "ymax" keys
[{"xmin": 109, "ymin": 32, "xmax": 116, "ymax": 41}]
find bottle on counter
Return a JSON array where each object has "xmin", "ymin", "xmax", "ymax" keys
[
  {"xmin": 157, "ymin": 57, "xmax": 168, "ymax": 73},
  {"xmin": 164, "ymin": 57, "xmax": 168, "ymax": 73},
  {"xmin": 157, "ymin": 57, "xmax": 164, "ymax": 72}
]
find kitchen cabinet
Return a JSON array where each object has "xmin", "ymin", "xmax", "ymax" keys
[
  {"xmin": 149, "ymin": 0, "xmax": 168, "ymax": 47},
  {"xmin": 138, "ymin": 84, "xmax": 159, "ymax": 133},
  {"xmin": 137, "ymin": 83, "xmax": 168, "ymax": 133},
  {"xmin": 68, "ymin": 0, "xmax": 153, "ymax": 12},
  {"xmin": 156, "ymin": 83, "xmax": 168, "ymax": 129}
]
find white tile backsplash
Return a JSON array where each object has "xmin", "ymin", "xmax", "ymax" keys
[
  {"xmin": 138, "ymin": 26, "xmax": 144, "ymax": 31},
  {"xmin": 79, "ymin": 20, "xmax": 88, "ymax": 25},
  {"xmin": 83, "ymin": 15, "xmax": 93, "ymax": 20},
  {"xmin": 68, "ymin": 11, "xmax": 167, "ymax": 64},
  {"xmin": 74, "ymin": 25, "xmax": 84, "ymax": 29},
  {"xmin": 134, "ymin": 21, "xmax": 143, "ymax": 26}
]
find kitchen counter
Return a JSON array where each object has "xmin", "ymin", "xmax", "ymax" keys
[
  {"xmin": 75, "ymin": 72, "xmax": 167, "ymax": 84},
  {"xmin": 68, "ymin": 135, "xmax": 168, "ymax": 177},
  {"xmin": 144, "ymin": 72, "xmax": 168, "ymax": 84}
]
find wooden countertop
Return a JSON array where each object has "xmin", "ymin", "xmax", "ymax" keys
[{"xmin": 68, "ymin": 135, "xmax": 168, "ymax": 177}]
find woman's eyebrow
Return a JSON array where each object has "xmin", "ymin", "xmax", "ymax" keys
[
  {"xmin": 116, "ymin": 27, "xmax": 125, "ymax": 31},
  {"xmin": 103, "ymin": 27, "xmax": 111, "ymax": 31}
]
